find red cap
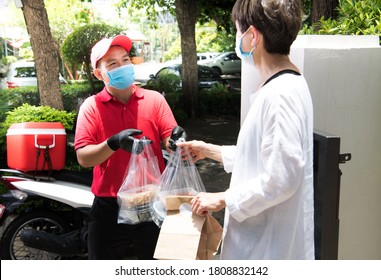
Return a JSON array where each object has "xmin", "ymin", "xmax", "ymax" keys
[{"xmin": 90, "ymin": 35, "xmax": 132, "ymax": 70}]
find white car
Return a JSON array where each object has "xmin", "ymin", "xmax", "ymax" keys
[
  {"xmin": 165, "ymin": 53, "xmax": 219, "ymax": 66},
  {"xmin": 6, "ymin": 60, "xmax": 66, "ymax": 88},
  {"xmin": 198, "ymin": 51, "xmax": 241, "ymax": 75},
  {"xmin": 197, "ymin": 52, "xmax": 219, "ymax": 61}
]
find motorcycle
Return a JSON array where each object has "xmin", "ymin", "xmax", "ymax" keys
[
  {"xmin": 0, "ymin": 168, "xmax": 93, "ymax": 260},
  {"xmin": 0, "ymin": 149, "xmax": 171, "ymax": 260}
]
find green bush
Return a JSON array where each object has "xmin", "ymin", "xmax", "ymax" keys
[
  {"xmin": 198, "ymin": 83, "xmax": 241, "ymax": 118},
  {"xmin": 0, "ymin": 81, "xmax": 104, "ymax": 121},
  {"xmin": 1, "ymin": 55, "xmax": 17, "ymax": 67},
  {"xmin": 61, "ymin": 23, "xmax": 123, "ymax": 88},
  {"xmin": 144, "ymin": 73, "xmax": 182, "ymax": 94},
  {"xmin": 301, "ymin": 0, "xmax": 381, "ymax": 42},
  {"xmin": 61, "ymin": 81, "xmax": 104, "ymax": 112},
  {"xmin": 2, "ymin": 103, "xmax": 76, "ymax": 131},
  {"xmin": 0, "ymin": 86, "xmax": 40, "ymax": 111},
  {"xmin": 163, "ymin": 90, "xmax": 188, "ymax": 125}
]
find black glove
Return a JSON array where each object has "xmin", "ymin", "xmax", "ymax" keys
[
  {"xmin": 107, "ymin": 129, "xmax": 143, "ymax": 153},
  {"xmin": 168, "ymin": 126, "xmax": 187, "ymax": 151}
]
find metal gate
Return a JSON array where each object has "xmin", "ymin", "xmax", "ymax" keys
[{"xmin": 313, "ymin": 130, "xmax": 351, "ymax": 260}]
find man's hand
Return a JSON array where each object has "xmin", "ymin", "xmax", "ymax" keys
[
  {"xmin": 107, "ymin": 129, "xmax": 143, "ymax": 153},
  {"xmin": 168, "ymin": 126, "xmax": 187, "ymax": 151}
]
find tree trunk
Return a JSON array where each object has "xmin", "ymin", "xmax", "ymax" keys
[
  {"xmin": 84, "ymin": 54, "xmax": 96, "ymax": 94},
  {"xmin": 312, "ymin": 0, "xmax": 339, "ymax": 24},
  {"xmin": 22, "ymin": 0, "xmax": 64, "ymax": 110},
  {"xmin": 175, "ymin": 0, "xmax": 198, "ymax": 119}
]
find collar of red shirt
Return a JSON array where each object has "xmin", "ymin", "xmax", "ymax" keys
[{"xmin": 98, "ymin": 84, "xmax": 143, "ymax": 102}]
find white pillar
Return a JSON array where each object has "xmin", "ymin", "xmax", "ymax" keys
[{"xmin": 240, "ymin": 35, "xmax": 381, "ymax": 259}]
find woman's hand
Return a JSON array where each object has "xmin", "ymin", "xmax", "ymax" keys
[
  {"xmin": 176, "ymin": 140, "xmax": 222, "ymax": 163},
  {"xmin": 176, "ymin": 140, "xmax": 207, "ymax": 162},
  {"xmin": 191, "ymin": 192, "xmax": 226, "ymax": 216}
]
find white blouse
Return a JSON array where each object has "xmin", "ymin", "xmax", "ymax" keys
[{"xmin": 220, "ymin": 73, "xmax": 315, "ymax": 259}]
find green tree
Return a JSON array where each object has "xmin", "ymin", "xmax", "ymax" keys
[
  {"xmin": 19, "ymin": 0, "xmax": 64, "ymax": 110},
  {"xmin": 312, "ymin": 0, "xmax": 339, "ymax": 25},
  {"xmin": 197, "ymin": 0, "xmax": 235, "ymax": 33},
  {"xmin": 117, "ymin": 0, "xmax": 236, "ymax": 119},
  {"xmin": 45, "ymin": 0, "xmax": 93, "ymax": 78},
  {"xmin": 61, "ymin": 23, "xmax": 123, "ymax": 93},
  {"xmin": 0, "ymin": 0, "xmax": 92, "ymax": 79},
  {"xmin": 174, "ymin": 0, "xmax": 199, "ymax": 119},
  {"xmin": 196, "ymin": 22, "xmax": 235, "ymax": 53},
  {"xmin": 299, "ymin": 1, "xmax": 339, "ymax": 28},
  {"xmin": 165, "ymin": 21, "xmax": 234, "ymax": 59},
  {"xmin": 45, "ymin": 0, "xmax": 92, "ymax": 46}
]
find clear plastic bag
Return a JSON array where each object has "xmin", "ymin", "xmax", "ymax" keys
[
  {"xmin": 117, "ymin": 139, "xmax": 161, "ymax": 224},
  {"xmin": 151, "ymin": 141, "xmax": 206, "ymax": 227}
]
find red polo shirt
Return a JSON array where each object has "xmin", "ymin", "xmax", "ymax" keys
[{"xmin": 74, "ymin": 86, "xmax": 177, "ymax": 197}]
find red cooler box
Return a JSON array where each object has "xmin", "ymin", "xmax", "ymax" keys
[{"xmin": 6, "ymin": 122, "xmax": 67, "ymax": 171}]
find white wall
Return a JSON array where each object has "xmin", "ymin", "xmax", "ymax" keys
[{"xmin": 241, "ymin": 35, "xmax": 381, "ymax": 259}]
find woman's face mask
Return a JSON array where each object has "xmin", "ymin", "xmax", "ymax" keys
[
  {"xmin": 106, "ymin": 64, "xmax": 135, "ymax": 90},
  {"xmin": 235, "ymin": 28, "xmax": 255, "ymax": 67}
]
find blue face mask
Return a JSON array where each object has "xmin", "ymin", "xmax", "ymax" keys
[
  {"xmin": 235, "ymin": 35, "xmax": 252, "ymax": 59},
  {"xmin": 106, "ymin": 64, "xmax": 135, "ymax": 90},
  {"xmin": 235, "ymin": 28, "xmax": 255, "ymax": 66}
]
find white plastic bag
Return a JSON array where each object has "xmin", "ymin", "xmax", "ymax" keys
[
  {"xmin": 117, "ymin": 139, "xmax": 161, "ymax": 224},
  {"xmin": 151, "ymin": 141, "xmax": 206, "ymax": 226}
]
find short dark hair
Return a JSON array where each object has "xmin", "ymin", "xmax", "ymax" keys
[{"xmin": 232, "ymin": 0, "xmax": 303, "ymax": 55}]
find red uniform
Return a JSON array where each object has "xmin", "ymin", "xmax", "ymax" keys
[{"xmin": 75, "ymin": 85, "xmax": 177, "ymax": 197}]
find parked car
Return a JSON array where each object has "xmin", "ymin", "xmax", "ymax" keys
[
  {"xmin": 6, "ymin": 60, "xmax": 66, "ymax": 88},
  {"xmin": 146, "ymin": 63, "xmax": 231, "ymax": 90},
  {"xmin": 197, "ymin": 52, "xmax": 219, "ymax": 62},
  {"xmin": 164, "ymin": 53, "xmax": 219, "ymax": 65},
  {"xmin": 198, "ymin": 51, "xmax": 241, "ymax": 75}
]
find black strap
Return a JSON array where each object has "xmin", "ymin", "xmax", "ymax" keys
[
  {"xmin": 263, "ymin": 69, "xmax": 301, "ymax": 87},
  {"xmin": 35, "ymin": 147, "xmax": 41, "ymax": 176},
  {"xmin": 35, "ymin": 146, "xmax": 53, "ymax": 179},
  {"xmin": 43, "ymin": 147, "xmax": 53, "ymax": 178}
]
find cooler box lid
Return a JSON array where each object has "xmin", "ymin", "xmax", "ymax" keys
[{"xmin": 7, "ymin": 122, "xmax": 66, "ymax": 136}]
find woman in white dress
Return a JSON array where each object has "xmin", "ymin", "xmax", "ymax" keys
[{"xmin": 177, "ymin": 0, "xmax": 314, "ymax": 260}]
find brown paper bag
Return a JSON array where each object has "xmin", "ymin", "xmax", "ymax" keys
[{"xmin": 154, "ymin": 195, "xmax": 223, "ymax": 260}]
